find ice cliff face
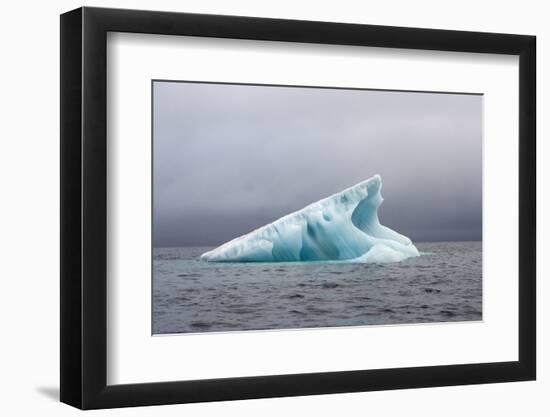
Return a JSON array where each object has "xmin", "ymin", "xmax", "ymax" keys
[{"xmin": 201, "ymin": 175, "xmax": 419, "ymax": 263}]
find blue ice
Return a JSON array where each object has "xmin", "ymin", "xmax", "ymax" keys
[{"xmin": 201, "ymin": 175, "xmax": 419, "ymax": 263}]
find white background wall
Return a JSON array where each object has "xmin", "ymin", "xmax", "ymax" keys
[{"xmin": 0, "ymin": 0, "xmax": 546, "ymax": 415}]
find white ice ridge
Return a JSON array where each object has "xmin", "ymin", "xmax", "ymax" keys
[{"xmin": 201, "ymin": 175, "xmax": 419, "ymax": 263}]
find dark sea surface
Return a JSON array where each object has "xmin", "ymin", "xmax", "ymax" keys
[{"xmin": 153, "ymin": 242, "xmax": 482, "ymax": 334}]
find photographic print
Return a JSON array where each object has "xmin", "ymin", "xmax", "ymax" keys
[{"xmin": 152, "ymin": 81, "xmax": 482, "ymax": 335}]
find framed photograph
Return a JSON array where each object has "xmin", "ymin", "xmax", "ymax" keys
[{"xmin": 60, "ymin": 6, "xmax": 536, "ymax": 409}]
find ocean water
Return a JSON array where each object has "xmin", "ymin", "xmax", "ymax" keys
[{"xmin": 153, "ymin": 241, "xmax": 482, "ymax": 334}]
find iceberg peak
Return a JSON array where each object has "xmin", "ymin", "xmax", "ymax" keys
[{"xmin": 201, "ymin": 175, "xmax": 419, "ymax": 263}]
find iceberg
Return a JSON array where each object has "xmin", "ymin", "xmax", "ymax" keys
[{"xmin": 201, "ymin": 175, "xmax": 419, "ymax": 263}]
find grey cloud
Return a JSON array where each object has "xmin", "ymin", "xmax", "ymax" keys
[{"xmin": 153, "ymin": 81, "xmax": 482, "ymax": 247}]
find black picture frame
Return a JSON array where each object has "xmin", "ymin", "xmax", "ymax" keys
[{"xmin": 60, "ymin": 6, "xmax": 536, "ymax": 410}]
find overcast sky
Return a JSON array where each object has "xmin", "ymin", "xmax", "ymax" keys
[{"xmin": 153, "ymin": 81, "xmax": 482, "ymax": 247}]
